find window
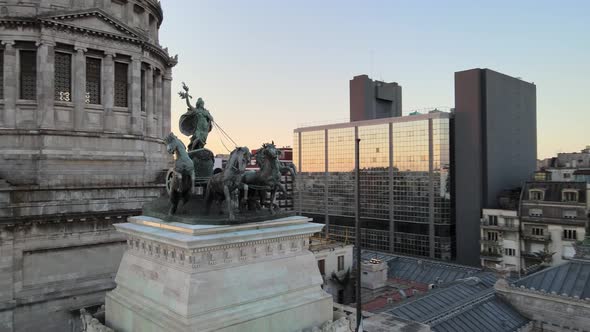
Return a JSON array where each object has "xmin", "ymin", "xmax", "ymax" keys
[
  {"xmin": 529, "ymin": 208, "xmax": 543, "ymax": 217},
  {"xmin": 532, "ymin": 227, "xmax": 544, "ymax": 236},
  {"xmin": 54, "ymin": 52, "xmax": 71, "ymax": 102},
  {"xmin": 563, "ymin": 229, "xmax": 577, "ymax": 240},
  {"xmin": 505, "ymin": 219, "xmax": 515, "ymax": 228},
  {"xmin": 563, "ymin": 210, "xmax": 577, "ymax": 219},
  {"xmin": 487, "ymin": 247, "xmax": 500, "ymax": 255},
  {"xmin": 487, "ymin": 232, "xmax": 498, "ymax": 241},
  {"xmin": 317, "ymin": 259, "xmax": 325, "ymax": 276},
  {"xmin": 562, "ymin": 190, "xmax": 578, "ymax": 202},
  {"xmin": 504, "ymin": 248, "xmax": 516, "ymax": 256},
  {"xmin": 488, "ymin": 215, "xmax": 498, "ymax": 226},
  {"xmin": 86, "ymin": 57, "xmax": 101, "ymax": 104},
  {"xmin": 114, "ymin": 62, "xmax": 128, "ymax": 107},
  {"xmin": 140, "ymin": 68, "xmax": 145, "ymax": 112},
  {"xmin": 563, "ymin": 173, "xmax": 572, "ymax": 179},
  {"xmin": 0, "ymin": 52, "xmax": 4, "ymax": 99},
  {"xmin": 337, "ymin": 255, "xmax": 344, "ymax": 271},
  {"xmin": 20, "ymin": 50, "xmax": 36, "ymax": 100},
  {"xmin": 529, "ymin": 189, "xmax": 544, "ymax": 201}
]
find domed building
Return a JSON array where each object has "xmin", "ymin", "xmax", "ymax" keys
[{"xmin": 0, "ymin": 1, "xmax": 176, "ymax": 331}]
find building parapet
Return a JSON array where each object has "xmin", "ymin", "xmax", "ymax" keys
[{"xmin": 480, "ymin": 221, "xmax": 519, "ymax": 231}]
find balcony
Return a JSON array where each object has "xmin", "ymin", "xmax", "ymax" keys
[
  {"xmin": 522, "ymin": 234, "xmax": 551, "ymax": 242},
  {"xmin": 521, "ymin": 251, "xmax": 544, "ymax": 261},
  {"xmin": 480, "ymin": 221, "xmax": 519, "ymax": 231},
  {"xmin": 481, "ymin": 238, "xmax": 502, "ymax": 246},
  {"xmin": 480, "ymin": 251, "xmax": 503, "ymax": 261}
]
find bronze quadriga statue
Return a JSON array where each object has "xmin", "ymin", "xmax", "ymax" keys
[{"xmin": 158, "ymin": 84, "xmax": 295, "ymax": 223}]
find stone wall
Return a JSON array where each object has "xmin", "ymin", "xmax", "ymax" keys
[
  {"xmin": 0, "ymin": 214, "xmax": 135, "ymax": 332},
  {"xmin": 0, "ymin": 1, "xmax": 176, "ymax": 330}
]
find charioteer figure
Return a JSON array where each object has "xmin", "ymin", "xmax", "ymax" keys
[{"xmin": 178, "ymin": 82, "xmax": 213, "ymax": 151}]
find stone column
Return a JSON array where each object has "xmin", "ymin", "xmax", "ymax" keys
[
  {"xmin": 154, "ymin": 70, "xmax": 163, "ymax": 138},
  {"xmin": 2, "ymin": 41, "xmax": 17, "ymax": 128},
  {"xmin": 129, "ymin": 56, "xmax": 142, "ymax": 135},
  {"xmin": 103, "ymin": 51, "xmax": 115, "ymax": 132},
  {"xmin": 73, "ymin": 46, "xmax": 87, "ymax": 131},
  {"xmin": 36, "ymin": 40, "xmax": 55, "ymax": 129},
  {"xmin": 145, "ymin": 65, "xmax": 155, "ymax": 137},
  {"xmin": 126, "ymin": 1, "xmax": 134, "ymax": 23},
  {"xmin": 161, "ymin": 70, "xmax": 172, "ymax": 136}
]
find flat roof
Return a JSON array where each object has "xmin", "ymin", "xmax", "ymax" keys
[{"xmin": 294, "ymin": 111, "xmax": 451, "ymax": 133}]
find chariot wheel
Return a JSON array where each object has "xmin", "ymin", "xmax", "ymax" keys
[{"xmin": 165, "ymin": 168, "xmax": 175, "ymax": 195}]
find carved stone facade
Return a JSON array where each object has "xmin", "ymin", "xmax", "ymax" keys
[
  {"xmin": 0, "ymin": 1, "xmax": 176, "ymax": 331},
  {"xmin": 105, "ymin": 216, "xmax": 333, "ymax": 331},
  {"xmin": 126, "ymin": 234, "xmax": 310, "ymax": 271}
]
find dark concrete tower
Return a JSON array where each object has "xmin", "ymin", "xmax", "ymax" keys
[
  {"xmin": 350, "ymin": 75, "xmax": 402, "ymax": 121},
  {"xmin": 454, "ymin": 68, "xmax": 537, "ymax": 266}
]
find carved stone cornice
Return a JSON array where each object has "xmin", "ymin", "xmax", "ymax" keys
[
  {"xmin": 38, "ymin": 9, "xmax": 141, "ymax": 39},
  {"xmin": 0, "ymin": 9, "xmax": 176, "ymax": 68},
  {"xmin": 125, "ymin": 233, "xmax": 310, "ymax": 272}
]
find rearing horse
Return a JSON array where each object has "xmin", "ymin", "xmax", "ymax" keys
[
  {"xmin": 205, "ymin": 147, "xmax": 251, "ymax": 220},
  {"xmin": 164, "ymin": 133, "xmax": 194, "ymax": 215}
]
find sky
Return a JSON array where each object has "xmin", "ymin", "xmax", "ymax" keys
[{"xmin": 159, "ymin": 0, "xmax": 590, "ymax": 159}]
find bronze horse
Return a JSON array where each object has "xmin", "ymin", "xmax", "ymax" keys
[
  {"xmin": 204, "ymin": 147, "xmax": 251, "ymax": 220},
  {"xmin": 164, "ymin": 133, "xmax": 194, "ymax": 215},
  {"xmin": 241, "ymin": 142, "xmax": 295, "ymax": 215}
]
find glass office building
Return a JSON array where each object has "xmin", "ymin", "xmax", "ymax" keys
[{"xmin": 294, "ymin": 111, "xmax": 453, "ymax": 260}]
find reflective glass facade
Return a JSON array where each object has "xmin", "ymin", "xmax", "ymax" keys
[
  {"xmin": 299, "ymin": 130, "xmax": 325, "ymax": 215},
  {"xmin": 327, "ymin": 128, "xmax": 355, "ymax": 217},
  {"xmin": 294, "ymin": 112, "xmax": 453, "ymax": 260}
]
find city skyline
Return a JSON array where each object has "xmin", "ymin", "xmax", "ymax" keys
[{"xmin": 160, "ymin": 0, "xmax": 589, "ymax": 159}]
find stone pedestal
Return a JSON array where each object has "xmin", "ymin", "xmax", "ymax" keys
[{"xmin": 105, "ymin": 215, "xmax": 333, "ymax": 332}]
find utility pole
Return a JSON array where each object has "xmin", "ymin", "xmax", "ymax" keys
[{"xmin": 355, "ymin": 138, "xmax": 362, "ymax": 332}]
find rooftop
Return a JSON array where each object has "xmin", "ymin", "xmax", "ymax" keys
[
  {"xmin": 309, "ymin": 237, "xmax": 353, "ymax": 252},
  {"xmin": 359, "ymin": 250, "xmax": 529, "ymax": 332},
  {"xmin": 361, "ymin": 250, "xmax": 487, "ymax": 285},
  {"xmin": 294, "ymin": 108, "xmax": 451, "ymax": 132},
  {"xmin": 429, "ymin": 294, "xmax": 530, "ymax": 332},
  {"xmin": 514, "ymin": 259, "xmax": 590, "ymax": 300},
  {"xmin": 522, "ymin": 181, "xmax": 587, "ymax": 203}
]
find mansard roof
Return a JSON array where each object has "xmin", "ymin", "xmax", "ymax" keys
[
  {"xmin": 514, "ymin": 260, "xmax": 590, "ymax": 300},
  {"xmin": 523, "ymin": 181, "xmax": 587, "ymax": 203}
]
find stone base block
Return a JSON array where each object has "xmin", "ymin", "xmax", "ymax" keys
[{"xmin": 105, "ymin": 215, "xmax": 332, "ymax": 332}]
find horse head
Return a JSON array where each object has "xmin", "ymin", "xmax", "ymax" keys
[
  {"xmin": 228, "ymin": 147, "xmax": 251, "ymax": 173},
  {"xmin": 164, "ymin": 132, "xmax": 186, "ymax": 155},
  {"xmin": 262, "ymin": 142, "xmax": 280, "ymax": 160}
]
